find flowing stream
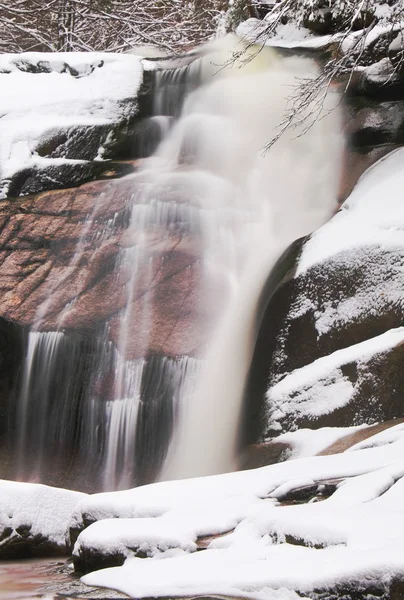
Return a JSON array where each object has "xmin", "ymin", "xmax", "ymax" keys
[{"xmin": 14, "ymin": 36, "xmax": 342, "ymax": 490}]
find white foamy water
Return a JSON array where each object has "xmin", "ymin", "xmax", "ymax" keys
[
  {"xmin": 159, "ymin": 39, "xmax": 343, "ymax": 479},
  {"xmin": 16, "ymin": 331, "xmax": 64, "ymax": 479}
]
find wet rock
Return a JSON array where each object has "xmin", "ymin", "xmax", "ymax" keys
[
  {"xmin": 0, "ymin": 169, "xmax": 222, "ymax": 490},
  {"xmin": 73, "ymin": 547, "xmax": 127, "ymax": 575},
  {"xmin": 241, "ymin": 441, "xmax": 291, "ymax": 470},
  {"xmin": 0, "ymin": 174, "xmax": 223, "ymax": 358}
]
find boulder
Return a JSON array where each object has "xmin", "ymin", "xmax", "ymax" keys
[
  {"xmin": 0, "ymin": 480, "xmax": 85, "ymax": 559},
  {"xmin": 0, "ymin": 52, "xmax": 155, "ymax": 199},
  {"xmin": 247, "ymin": 148, "xmax": 404, "ymax": 438},
  {"xmin": 352, "ymin": 58, "xmax": 404, "ymax": 101}
]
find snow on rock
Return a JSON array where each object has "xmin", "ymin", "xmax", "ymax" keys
[
  {"xmin": 251, "ymin": 148, "xmax": 404, "ymax": 435},
  {"xmin": 77, "ymin": 424, "xmax": 404, "ymax": 598},
  {"xmin": 275, "ymin": 424, "xmax": 366, "ymax": 458},
  {"xmin": 0, "ymin": 479, "xmax": 86, "ymax": 558},
  {"xmin": 267, "ymin": 327, "xmax": 404, "ymax": 432},
  {"xmin": 298, "ymin": 148, "xmax": 404, "ymax": 274},
  {"xmin": 0, "ymin": 52, "xmax": 143, "ymax": 198},
  {"xmin": 237, "ymin": 18, "xmax": 336, "ymax": 50}
]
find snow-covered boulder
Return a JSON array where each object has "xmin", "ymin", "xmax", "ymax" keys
[
  {"xmin": 70, "ymin": 423, "xmax": 404, "ymax": 599},
  {"xmin": 355, "ymin": 58, "xmax": 404, "ymax": 101},
  {"xmin": 0, "ymin": 480, "xmax": 86, "ymax": 558},
  {"xmin": 247, "ymin": 148, "xmax": 404, "ymax": 437},
  {"xmin": 0, "ymin": 52, "xmax": 145, "ymax": 198}
]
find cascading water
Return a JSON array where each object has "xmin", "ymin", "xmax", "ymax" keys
[
  {"xmin": 159, "ymin": 41, "xmax": 343, "ymax": 480},
  {"xmin": 13, "ymin": 36, "xmax": 342, "ymax": 490}
]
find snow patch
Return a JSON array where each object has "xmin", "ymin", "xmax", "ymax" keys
[
  {"xmin": 275, "ymin": 425, "xmax": 366, "ymax": 458},
  {"xmin": 298, "ymin": 148, "xmax": 404, "ymax": 275}
]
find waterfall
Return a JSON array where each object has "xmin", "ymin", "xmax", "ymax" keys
[
  {"xmin": 13, "ymin": 36, "xmax": 342, "ymax": 490},
  {"xmin": 159, "ymin": 42, "xmax": 343, "ymax": 479}
]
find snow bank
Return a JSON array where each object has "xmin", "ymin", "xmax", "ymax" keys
[
  {"xmin": 78, "ymin": 423, "xmax": 404, "ymax": 598},
  {"xmin": 0, "ymin": 480, "xmax": 86, "ymax": 556},
  {"xmin": 237, "ymin": 18, "xmax": 336, "ymax": 49},
  {"xmin": 0, "ymin": 52, "xmax": 143, "ymax": 198}
]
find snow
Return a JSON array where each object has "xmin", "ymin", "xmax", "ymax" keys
[
  {"xmin": 389, "ymin": 32, "xmax": 404, "ymax": 53},
  {"xmin": 240, "ymin": 8, "xmax": 403, "ymax": 57},
  {"xmin": 340, "ymin": 21, "xmax": 404, "ymax": 57},
  {"xmin": 298, "ymin": 148, "xmax": 404, "ymax": 274},
  {"xmin": 277, "ymin": 147, "xmax": 404, "ymax": 351},
  {"xmin": 266, "ymin": 327, "xmax": 404, "ymax": 431},
  {"xmin": 77, "ymin": 422, "xmax": 404, "ymax": 598},
  {"xmin": 275, "ymin": 424, "xmax": 366, "ymax": 458},
  {"xmin": 237, "ymin": 18, "xmax": 337, "ymax": 49},
  {"xmin": 0, "ymin": 480, "xmax": 86, "ymax": 550},
  {"xmin": 0, "ymin": 52, "xmax": 143, "ymax": 198}
]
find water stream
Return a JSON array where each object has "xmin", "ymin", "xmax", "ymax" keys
[{"xmin": 13, "ymin": 37, "xmax": 343, "ymax": 491}]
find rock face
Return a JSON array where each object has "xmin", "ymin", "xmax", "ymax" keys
[
  {"xmin": 248, "ymin": 148, "xmax": 404, "ymax": 438},
  {"xmin": 0, "ymin": 167, "xmax": 224, "ymax": 490},
  {"xmin": 340, "ymin": 62, "xmax": 404, "ymax": 201},
  {"xmin": 0, "ymin": 175, "xmax": 211, "ymax": 357}
]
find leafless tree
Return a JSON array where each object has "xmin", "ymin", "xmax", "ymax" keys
[{"xmin": 0, "ymin": 0, "xmax": 256, "ymax": 54}]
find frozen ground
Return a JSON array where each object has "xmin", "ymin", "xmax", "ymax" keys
[{"xmin": 0, "ymin": 52, "xmax": 143, "ymax": 198}]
